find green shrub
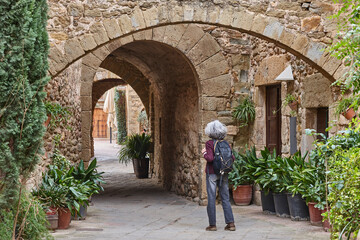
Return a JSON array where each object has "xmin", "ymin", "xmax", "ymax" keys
[
  {"xmin": 232, "ymin": 96, "xmax": 255, "ymax": 127},
  {"xmin": 0, "ymin": 191, "xmax": 53, "ymax": 240}
]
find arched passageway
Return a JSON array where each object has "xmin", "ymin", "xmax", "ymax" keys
[{"xmin": 97, "ymin": 40, "xmax": 201, "ymax": 195}]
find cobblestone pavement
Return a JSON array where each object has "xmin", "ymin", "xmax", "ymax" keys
[{"xmin": 52, "ymin": 139, "xmax": 330, "ymax": 240}]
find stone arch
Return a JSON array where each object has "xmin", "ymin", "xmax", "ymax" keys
[{"xmin": 49, "ymin": 3, "xmax": 345, "ymax": 83}]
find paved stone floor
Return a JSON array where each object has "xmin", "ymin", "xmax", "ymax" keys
[{"xmin": 52, "ymin": 139, "xmax": 330, "ymax": 240}]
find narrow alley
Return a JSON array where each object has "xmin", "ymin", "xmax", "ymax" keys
[{"xmin": 52, "ymin": 140, "xmax": 330, "ymax": 240}]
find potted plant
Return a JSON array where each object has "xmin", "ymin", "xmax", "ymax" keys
[
  {"xmin": 72, "ymin": 159, "xmax": 105, "ymax": 220},
  {"xmin": 335, "ymin": 96, "xmax": 358, "ymax": 120},
  {"xmin": 283, "ymin": 93, "xmax": 298, "ymax": 111},
  {"xmin": 228, "ymin": 151, "xmax": 253, "ymax": 205},
  {"xmin": 252, "ymin": 147, "xmax": 277, "ymax": 214},
  {"xmin": 232, "ymin": 96, "xmax": 255, "ymax": 127},
  {"xmin": 285, "ymin": 152, "xmax": 310, "ymax": 221},
  {"xmin": 118, "ymin": 133, "xmax": 151, "ymax": 178}
]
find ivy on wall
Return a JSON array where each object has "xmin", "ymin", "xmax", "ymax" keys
[
  {"xmin": 0, "ymin": 0, "xmax": 50, "ymax": 207},
  {"xmin": 115, "ymin": 89, "xmax": 127, "ymax": 144}
]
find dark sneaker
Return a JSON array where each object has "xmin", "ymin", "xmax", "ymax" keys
[
  {"xmin": 205, "ymin": 225, "xmax": 217, "ymax": 231},
  {"xmin": 224, "ymin": 222, "xmax": 236, "ymax": 231}
]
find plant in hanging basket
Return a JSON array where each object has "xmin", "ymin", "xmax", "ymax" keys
[
  {"xmin": 335, "ymin": 96, "xmax": 358, "ymax": 120},
  {"xmin": 232, "ymin": 96, "xmax": 255, "ymax": 128}
]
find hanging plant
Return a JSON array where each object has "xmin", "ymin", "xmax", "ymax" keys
[
  {"xmin": 232, "ymin": 96, "xmax": 256, "ymax": 127},
  {"xmin": 115, "ymin": 89, "xmax": 127, "ymax": 144}
]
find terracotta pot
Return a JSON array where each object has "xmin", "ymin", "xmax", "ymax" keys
[
  {"xmin": 233, "ymin": 185, "xmax": 252, "ymax": 206},
  {"xmin": 288, "ymin": 101, "xmax": 298, "ymax": 111},
  {"xmin": 58, "ymin": 208, "xmax": 71, "ymax": 229},
  {"xmin": 321, "ymin": 208, "xmax": 331, "ymax": 232},
  {"xmin": 46, "ymin": 207, "xmax": 58, "ymax": 230},
  {"xmin": 308, "ymin": 202, "xmax": 322, "ymax": 226},
  {"xmin": 343, "ymin": 108, "xmax": 356, "ymax": 120}
]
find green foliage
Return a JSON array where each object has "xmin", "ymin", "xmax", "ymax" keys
[
  {"xmin": 334, "ymin": 95, "xmax": 359, "ymax": 116},
  {"xmin": 45, "ymin": 102, "xmax": 71, "ymax": 129},
  {"xmin": 115, "ymin": 89, "xmax": 127, "ymax": 143},
  {"xmin": 232, "ymin": 96, "xmax": 255, "ymax": 127},
  {"xmin": 0, "ymin": 191, "xmax": 53, "ymax": 240},
  {"xmin": 32, "ymin": 158, "xmax": 104, "ymax": 216},
  {"xmin": 228, "ymin": 151, "xmax": 253, "ymax": 189},
  {"xmin": 0, "ymin": 0, "xmax": 50, "ymax": 207},
  {"xmin": 137, "ymin": 109, "xmax": 148, "ymax": 130},
  {"xmin": 325, "ymin": 147, "xmax": 360, "ymax": 239},
  {"xmin": 118, "ymin": 133, "xmax": 151, "ymax": 165},
  {"xmin": 282, "ymin": 94, "xmax": 297, "ymax": 106},
  {"xmin": 329, "ymin": 0, "xmax": 360, "ymax": 94}
]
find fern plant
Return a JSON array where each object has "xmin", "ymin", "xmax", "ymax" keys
[
  {"xmin": 232, "ymin": 96, "xmax": 256, "ymax": 127},
  {"xmin": 118, "ymin": 133, "xmax": 151, "ymax": 165}
]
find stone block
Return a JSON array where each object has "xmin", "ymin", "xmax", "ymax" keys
[
  {"xmin": 187, "ymin": 33, "xmax": 221, "ymax": 66},
  {"xmin": 81, "ymin": 64, "xmax": 96, "ymax": 82},
  {"xmin": 131, "ymin": 7, "xmax": 146, "ymax": 30},
  {"xmin": 82, "ymin": 53, "xmax": 102, "ymax": 70},
  {"xmin": 263, "ymin": 20, "xmax": 284, "ymax": 41},
  {"xmin": 196, "ymin": 52, "xmax": 229, "ymax": 80},
  {"xmin": 169, "ymin": 5, "xmax": 184, "ymax": 22},
  {"xmin": 279, "ymin": 30, "xmax": 295, "ymax": 47},
  {"xmin": 227, "ymin": 125, "xmax": 238, "ymax": 136},
  {"xmin": 306, "ymin": 41, "xmax": 326, "ymax": 64},
  {"xmin": 152, "ymin": 26, "xmax": 166, "ymax": 42},
  {"xmin": 103, "ymin": 18, "xmax": 122, "ymax": 39},
  {"xmin": 120, "ymin": 35, "xmax": 134, "ymax": 46},
  {"xmin": 132, "ymin": 31, "xmax": 145, "ymax": 41},
  {"xmin": 158, "ymin": 6, "xmax": 170, "ymax": 24},
  {"xmin": 322, "ymin": 56, "xmax": 342, "ymax": 75},
  {"xmin": 163, "ymin": 24, "xmax": 188, "ymax": 47},
  {"xmin": 81, "ymin": 148, "xmax": 92, "ymax": 162},
  {"xmin": 202, "ymin": 74, "xmax": 232, "ymax": 97},
  {"xmin": 218, "ymin": 6, "xmax": 234, "ymax": 26},
  {"xmin": 92, "ymin": 45, "xmax": 110, "ymax": 61},
  {"xmin": 90, "ymin": 23, "xmax": 110, "ymax": 45},
  {"xmin": 251, "ymin": 14, "xmax": 269, "ymax": 35},
  {"xmin": 231, "ymin": 55, "xmax": 250, "ymax": 71},
  {"xmin": 177, "ymin": 25, "xmax": 204, "ymax": 53},
  {"xmin": 193, "ymin": 5, "xmax": 207, "ymax": 22},
  {"xmin": 81, "ymin": 111, "xmax": 92, "ymax": 132},
  {"xmin": 48, "ymin": 46, "xmax": 68, "ymax": 73},
  {"xmin": 84, "ymin": 9, "xmax": 101, "ymax": 17},
  {"xmin": 202, "ymin": 97, "xmax": 227, "ymax": 111},
  {"xmin": 80, "ymin": 96, "xmax": 92, "ymax": 111},
  {"xmin": 79, "ymin": 34, "xmax": 97, "ymax": 51},
  {"xmin": 106, "ymin": 38, "xmax": 123, "ymax": 52},
  {"xmin": 80, "ymin": 82, "xmax": 92, "ymax": 96},
  {"xmin": 48, "ymin": 61, "xmax": 56, "ymax": 76},
  {"xmin": 183, "ymin": 5, "xmax": 194, "ymax": 21},
  {"xmin": 218, "ymin": 116, "xmax": 234, "ymax": 126},
  {"xmin": 118, "ymin": 15, "xmax": 133, "ymax": 34},
  {"xmin": 254, "ymin": 55, "xmax": 288, "ymax": 86},
  {"xmin": 232, "ymin": 10, "xmax": 254, "ymax": 31},
  {"xmin": 67, "ymin": 3, "xmax": 83, "ymax": 17},
  {"xmin": 291, "ymin": 34, "xmax": 309, "ymax": 54},
  {"xmin": 333, "ymin": 65, "xmax": 349, "ymax": 82},
  {"xmin": 202, "ymin": 111, "xmax": 217, "ymax": 126},
  {"xmin": 142, "ymin": 7, "xmax": 159, "ymax": 27},
  {"xmin": 64, "ymin": 38, "xmax": 85, "ymax": 63},
  {"xmin": 302, "ymin": 73, "xmax": 333, "ymax": 108},
  {"xmin": 207, "ymin": 6, "xmax": 220, "ymax": 23},
  {"xmin": 301, "ymin": 16, "xmax": 321, "ymax": 32},
  {"xmin": 50, "ymin": 32, "xmax": 68, "ymax": 41}
]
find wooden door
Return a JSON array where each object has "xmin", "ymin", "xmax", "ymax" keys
[
  {"xmin": 92, "ymin": 108, "xmax": 108, "ymax": 138},
  {"xmin": 266, "ymin": 85, "xmax": 281, "ymax": 154}
]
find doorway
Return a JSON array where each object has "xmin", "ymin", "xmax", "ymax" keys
[{"xmin": 266, "ymin": 85, "xmax": 281, "ymax": 154}]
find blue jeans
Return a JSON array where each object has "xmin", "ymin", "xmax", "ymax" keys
[{"xmin": 206, "ymin": 173, "xmax": 234, "ymax": 226}]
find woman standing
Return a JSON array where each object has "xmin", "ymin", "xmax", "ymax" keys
[{"xmin": 201, "ymin": 120, "xmax": 236, "ymax": 231}]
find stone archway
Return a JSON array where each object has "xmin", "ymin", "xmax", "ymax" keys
[{"xmin": 47, "ymin": 1, "xmax": 346, "ymax": 201}]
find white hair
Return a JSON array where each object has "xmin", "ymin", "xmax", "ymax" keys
[{"xmin": 204, "ymin": 120, "xmax": 227, "ymax": 140}]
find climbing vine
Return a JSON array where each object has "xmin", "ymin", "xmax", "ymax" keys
[{"xmin": 115, "ymin": 89, "xmax": 127, "ymax": 143}]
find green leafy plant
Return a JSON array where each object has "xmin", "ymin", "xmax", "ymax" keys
[
  {"xmin": 253, "ymin": 147, "xmax": 278, "ymax": 194},
  {"xmin": 334, "ymin": 96, "xmax": 359, "ymax": 116},
  {"xmin": 0, "ymin": 191, "xmax": 53, "ymax": 240},
  {"xmin": 232, "ymin": 96, "xmax": 255, "ymax": 127},
  {"xmin": 115, "ymin": 89, "xmax": 127, "ymax": 143},
  {"xmin": 325, "ymin": 147, "xmax": 360, "ymax": 239},
  {"xmin": 282, "ymin": 93, "xmax": 297, "ymax": 106},
  {"xmin": 118, "ymin": 133, "xmax": 151, "ymax": 165},
  {"xmin": 45, "ymin": 102, "xmax": 71, "ymax": 129},
  {"xmin": 228, "ymin": 151, "xmax": 253, "ymax": 189}
]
